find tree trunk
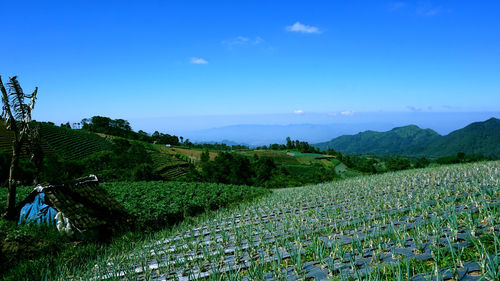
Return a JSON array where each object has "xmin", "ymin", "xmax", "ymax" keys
[{"xmin": 4, "ymin": 141, "xmax": 21, "ymax": 220}]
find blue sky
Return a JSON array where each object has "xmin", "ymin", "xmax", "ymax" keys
[{"xmin": 1, "ymin": 0, "xmax": 499, "ymax": 136}]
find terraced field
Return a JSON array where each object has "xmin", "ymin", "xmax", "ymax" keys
[
  {"xmin": 0, "ymin": 123, "xmax": 54, "ymax": 157},
  {"xmin": 148, "ymin": 145, "xmax": 190, "ymax": 180},
  {"xmin": 39, "ymin": 123, "xmax": 113, "ymax": 160},
  {"xmin": 64, "ymin": 162, "xmax": 500, "ymax": 280}
]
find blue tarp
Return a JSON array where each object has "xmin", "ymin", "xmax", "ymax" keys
[{"xmin": 18, "ymin": 193, "xmax": 58, "ymax": 226}]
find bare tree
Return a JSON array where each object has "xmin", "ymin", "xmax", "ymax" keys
[
  {"xmin": 27, "ymin": 124, "xmax": 44, "ymax": 185},
  {"xmin": 0, "ymin": 76, "xmax": 37, "ymax": 220}
]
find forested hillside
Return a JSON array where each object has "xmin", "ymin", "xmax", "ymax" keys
[{"xmin": 314, "ymin": 117, "xmax": 500, "ymax": 158}]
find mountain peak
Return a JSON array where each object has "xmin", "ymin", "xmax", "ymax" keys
[{"xmin": 313, "ymin": 117, "xmax": 500, "ymax": 158}]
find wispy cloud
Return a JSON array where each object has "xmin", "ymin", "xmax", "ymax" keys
[
  {"xmin": 340, "ymin": 110, "xmax": 355, "ymax": 116},
  {"xmin": 442, "ymin": 105, "xmax": 461, "ymax": 110},
  {"xmin": 390, "ymin": 2, "xmax": 444, "ymax": 17},
  {"xmin": 327, "ymin": 112, "xmax": 338, "ymax": 117},
  {"xmin": 222, "ymin": 36, "xmax": 264, "ymax": 49},
  {"xmin": 293, "ymin": 109, "xmax": 304, "ymax": 115},
  {"xmin": 389, "ymin": 2, "xmax": 407, "ymax": 11},
  {"xmin": 286, "ymin": 22, "xmax": 321, "ymax": 34},
  {"xmin": 190, "ymin": 57, "xmax": 208, "ymax": 64},
  {"xmin": 417, "ymin": 4, "xmax": 442, "ymax": 16}
]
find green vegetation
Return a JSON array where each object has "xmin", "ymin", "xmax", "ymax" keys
[
  {"xmin": 314, "ymin": 125, "xmax": 441, "ymax": 155},
  {"xmin": 1, "ymin": 121, "xmax": 192, "ymax": 184},
  {"xmin": 38, "ymin": 121, "xmax": 113, "ymax": 160},
  {"xmin": 187, "ymin": 151, "xmax": 340, "ymax": 188},
  {"xmin": 0, "ymin": 181, "xmax": 269, "ymax": 280},
  {"xmin": 421, "ymin": 117, "xmax": 500, "ymax": 158},
  {"xmin": 81, "ymin": 115, "xmax": 180, "ymax": 145},
  {"xmin": 103, "ymin": 181, "xmax": 270, "ymax": 231},
  {"xmin": 10, "ymin": 161, "xmax": 496, "ymax": 280},
  {"xmin": 314, "ymin": 118, "xmax": 500, "ymax": 159}
]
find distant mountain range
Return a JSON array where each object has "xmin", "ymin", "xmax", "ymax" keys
[
  {"xmin": 313, "ymin": 117, "xmax": 500, "ymax": 158},
  {"xmin": 186, "ymin": 123, "xmax": 397, "ymax": 146}
]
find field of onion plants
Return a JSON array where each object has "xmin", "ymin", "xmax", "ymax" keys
[{"xmin": 70, "ymin": 161, "xmax": 499, "ymax": 280}]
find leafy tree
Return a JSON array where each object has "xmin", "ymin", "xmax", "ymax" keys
[
  {"xmin": 415, "ymin": 157, "xmax": 430, "ymax": 168},
  {"xmin": 200, "ymin": 149, "xmax": 210, "ymax": 163},
  {"xmin": 254, "ymin": 156, "xmax": 276, "ymax": 185},
  {"xmin": 286, "ymin": 137, "xmax": 293, "ymax": 149},
  {"xmin": 0, "ymin": 75, "xmax": 38, "ymax": 219},
  {"xmin": 386, "ymin": 157, "xmax": 411, "ymax": 171}
]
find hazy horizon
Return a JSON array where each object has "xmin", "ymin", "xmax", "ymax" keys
[{"xmin": 33, "ymin": 111, "xmax": 499, "ymax": 146}]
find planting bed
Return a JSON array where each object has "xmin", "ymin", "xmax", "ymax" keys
[{"xmin": 76, "ymin": 162, "xmax": 499, "ymax": 280}]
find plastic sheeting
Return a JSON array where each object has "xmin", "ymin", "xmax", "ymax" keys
[
  {"xmin": 18, "ymin": 193, "xmax": 58, "ymax": 226},
  {"xmin": 55, "ymin": 212, "xmax": 73, "ymax": 234}
]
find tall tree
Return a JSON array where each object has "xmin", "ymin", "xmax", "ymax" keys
[{"xmin": 0, "ymin": 76, "xmax": 38, "ymax": 220}]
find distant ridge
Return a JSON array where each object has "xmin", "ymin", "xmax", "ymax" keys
[
  {"xmin": 416, "ymin": 117, "xmax": 500, "ymax": 158},
  {"xmin": 313, "ymin": 125, "xmax": 440, "ymax": 155},
  {"xmin": 314, "ymin": 117, "xmax": 500, "ymax": 158}
]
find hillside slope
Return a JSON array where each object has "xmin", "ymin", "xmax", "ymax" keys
[
  {"xmin": 314, "ymin": 117, "xmax": 500, "ymax": 158},
  {"xmin": 415, "ymin": 117, "xmax": 500, "ymax": 158},
  {"xmin": 314, "ymin": 125, "xmax": 441, "ymax": 155},
  {"xmin": 0, "ymin": 122, "xmax": 54, "ymax": 157},
  {"xmin": 38, "ymin": 122, "xmax": 113, "ymax": 160}
]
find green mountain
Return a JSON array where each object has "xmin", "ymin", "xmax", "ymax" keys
[
  {"xmin": 314, "ymin": 125, "xmax": 441, "ymax": 155},
  {"xmin": 415, "ymin": 117, "xmax": 500, "ymax": 158},
  {"xmin": 314, "ymin": 118, "xmax": 500, "ymax": 158}
]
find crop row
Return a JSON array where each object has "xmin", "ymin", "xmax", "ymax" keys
[
  {"xmin": 42, "ymin": 161, "xmax": 500, "ymax": 280},
  {"xmin": 39, "ymin": 123, "xmax": 112, "ymax": 160}
]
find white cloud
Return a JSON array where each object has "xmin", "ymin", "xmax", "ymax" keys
[
  {"xmin": 190, "ymin": 57, "xmax": 208, "ymax": 64},
  {"xmin": 327, "ymin": 112, "xmax": 338, "ymax": 116},
  {"xmin": 407, "ymin": 106, "xmax": 422, "ymax": 112},
  {"xmin": 340, "ymin": 110, "xmax": 355, "ymax": 116},
  {"xmin": 293, "ymin": 109, "xmax": 304, "ymax": 114},
  {"xmin": 222, "ymin": 36, "xmax": 264, "ymax": 48},
  {"xmin": 286, "ymin": 22, "xmax": 321, "ymax": 34}
]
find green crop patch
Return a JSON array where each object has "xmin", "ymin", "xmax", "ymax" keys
[
  {"xmin": 38, "ymin": 122, "xmax": 113, "ymax": 161},
  {"xmin": 102, "ymin": 181, "xmax": 270, "ymax": 230}
]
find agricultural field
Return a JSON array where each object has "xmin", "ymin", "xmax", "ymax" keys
[
  {"xmin": 50, "ymin": 161, "xmax": 500, "ymax": 280},
  {"xmin": 237, "ymin": 150, "xmax": 301, "ymax": 165},
  {"xmin": 38, "ymin": 122, "xmax": 113, "ymax": 160},
  {"xmin": 0, "ymin": 123, "xmax": 54, "ymax": 157},
  {"xmin": 171, "ymin": 147, "xmax": 219, "ymax": 163},
  {"xmin": 146, "ymin": 145, "xmax": 191, "ymax": 180},
  {"xmin": 0, "ymin": 181, "xmax": 270, "ymax": 280},
  {"xmin": 237, "ymin": 150, "xmax": 338, "ymax": 167}
]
